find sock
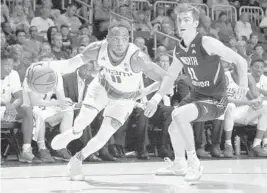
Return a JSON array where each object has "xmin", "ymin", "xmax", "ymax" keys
[
  {"xmin": 225, "ymin": 140, "xmax": 232, "ymax": 146},
  {"xmin": 22, "ymin": 144, "xmax": 31, "ymax": 152},
  {"xmin": 37, "ymin": 140, "xmax": 46, "ymax": 150},
  {"xmin": 253, "ymin": 138, "xmax": 262, "ymax": 147},
  {"xmin": 262, "ymin": 138, "xmax": 267, "ymax": 146},
  {"xmin": 187, "ymin": 150, "xmax": 198, "ymax": 160}
]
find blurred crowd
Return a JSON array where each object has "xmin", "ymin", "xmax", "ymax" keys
[{"xmin": 1, "ymin": 0, "xmax": 267, "ymax": 164}]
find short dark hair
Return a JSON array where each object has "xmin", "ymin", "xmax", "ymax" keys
[
  {"xmin": 79, "ymin": 24, "xmax": 89, "ymax": 31},
  {"xmin": 60, "ymin": 24, "xmax": 69, "ymax": 30},
  {"xmin": 15, "ymin": 29, "xmax": 26, "ymax": 36},
  {"xmin": 250, "ymin": 59, "xmax": 264, "ymax": 66},
  {"xmin": 108, "ymin": 20, "xmax": 131, "ymax": 32},
  {"xmin": 254, "ymin": 44, "xmax": 263, "ymax": 50}
]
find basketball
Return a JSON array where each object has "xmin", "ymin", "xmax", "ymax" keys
[{"xmin": 26, "ymin": 63, "xmax": 57, "ymax": 94}]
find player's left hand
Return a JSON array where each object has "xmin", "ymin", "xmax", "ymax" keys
[{"xmin": 144, "ymin": 99, "xmax": 158, "ymax": 118}]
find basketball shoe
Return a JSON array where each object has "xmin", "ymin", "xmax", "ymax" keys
[
  {"xmin": 68, "ymin": 154, "xmax": 85, "ymax": 181},
  {"xmin": 185, "ymin": 157, "xmax": 204, "ymax": 182},
  {"xmin": 155, "ymin": 157, "xmax": 187, "ymax": 176},
  {"xmin": 51, "ymin": 129, "xmax": 83, "ymax": 150}
]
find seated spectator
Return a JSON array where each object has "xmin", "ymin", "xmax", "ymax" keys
[
  {"xmin": 198, "ymin": 16, "xmax": 219, "ymax": 39},
  {"xmin": 50, "ymin": 9, "xmax": 69, "ymax": 30},
  {"xmin": 51, "ymin": 33, "xmax": 69, "ymax": 60},
  {"xmin": 23, "ymin": 0, "xmax": 35, "ymax": 21},
  {"xmin": 216, "ymin": 12, "xmax": 234, "ymax": 40},
  {"xmin": 134, "ymin": 37, "xmax": 149, "ymax": 55},
  {"xmin": 228, "ymin": 36, "xmax": 238, "ymax": 52},
  {"xmin": 79, "ymin": 35, "xmax": 90, "ymax": 46},
  {"xmin": 223, "ymin": 68, "xmax": 267, "ymax": 157},
  {"xmin": 236, "ymin": 40, "xmax": 252, "ymax": 66},
  {"xmin": 134, "ymin": 10, "xmax": 152, "ymax": 32},
  {"xmin": 1, "ymin": 52, "xmax": 40, "ymax": 163},
  {"xmin": 247, "ymin": 33, "xmax": 259, "ymax": 55},
  {"xmin": 79, "ymin": 25, "xmax": 97, "ymax": 42},
  {"xmin": 30, "ymin": 6, "xmax": 55, "ymax": 33},
  {"xmin": 10, "ymin": 4, "xmax": 30, "ymax": 32},
  {"xmin": 251, "ymin": 44, "xmax": 267, "ymax": 64},
  {"xmin": 46, "ymin": 26, "xmax": 58, "ymax": 44},
  {"xmin": 248, "ymin": 0, "xmax": 260, "ymax": 6},
  {"xmin": 78, "ymin": 1, "xmax": 92, "ymax": 25},
  {"xmin": 158, "ymin": 22, "xmax": 176, "ymax": 54},
  {"xmin": 24, "ymin": 56, "xmax": 74, "ymax": 162},
  {"xmin": 151, "ymin": 7, "xmax": 165, "ymax": 26},
  {"xmin": 161, "ymin": 8, "xmax": 176, "ymax": 31},
  {"xmin": 61, "ymin": 3, "xmax": 82, "ymax": 34},
  {"xmin": 40, "ymin": 41, "xmax": 54, "ymax": 58},
  {"xmin": 1, "ymin": 22, "xmax": 16, "ymax": 45},
  {"xmin": 23, "ymin": 26, "xmax": 42, "ymax": 55},
  {"xmin": 250, "ymin": 59, "xmax": 267, "ymax": 98},
  {"xmin": 235, "ymin": 13, "xmax": 253, "ymax": 41},
  {"xmin": 60, "ymin": 25, "xmax": 72, "ymax": 55}
]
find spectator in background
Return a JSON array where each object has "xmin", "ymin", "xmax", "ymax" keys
[
  {"xmin": 50, "ymin": 9, "xmax": 69, "ymax": 30},
  {"xmin": 10, "ymin": 4, "xmax": 30, "ymax": 32},
  {"xmin": 79, "ymin": 25, "xmax": 97, "ymax": 42},
  {"xmin": 228, "ymin": 36, "xmax": 238, "ymax": 52},
  {"xmin": 1, "ymin": 53, "xmax": 40, "ymax": 164},
  {"xmin": 216, "ymin": 12, "xmax": 234, "ymax": 41},
  {"xmin": 251, "ymin": 44, "xmax": 267, "ymax": 64},
  {"xmin": 40, "ymin": 41, "xmax": 54, "ymax": 57},
  {"xmin": 61, "ymin": 3, "xmax": 82, "ymax": 34},
  {"xmin": 158, "ymin": 22, "xmax": 176, "ymax": 54},
  {"xmin": 1, "ymin": 22, "xmax": 16, "ymax": 45},
  {"xmin": 23, "ymin": 0, "xmax": 35, "ymax": 21},
  {"xmin": 11, "ymin": 44, "xmax": 26, "ymax": 82},
  {"xmin": 1, "ymin": 3, "xmax": 10, "ymax": 23},
  {"xmin": 134, "ymin": 37, "xmax": 149, "ymax": 55},
  {"xmin": 235, "ymin": 13, "xmax": 252, "ymax": 41},
  {"xmin": 198, "ymin": 16, "xmax": 219, "ymax": 39},
  {"xmin": 31, "ymin": 6, "xmax": 55, "ymax": 33},
  {"xmin": 51, "ymin": 33, "xmax": 68, "ymax": 60},
  {"xmin": 16, "ymin": 29, "xmax": 27, "ymax": 45},
  {"xmin": 151, "ymin": 7, "xmax": 165, "ymax": 26},
  {"xmin": 60, "ymin": 25, "xmax": 72, "ymax": 55},
  {"xmin": 236, "ymin": 40, "xmax": 251, "ymax": 65},
  {"xmin": 23, "ymin": 26, "xmax": 42, "ymax": 55},
  {"xmin": 134, "ymin": 10, "xmax": 152, "ymax": 32},
  {"xmin": 259, "ymin": 9, "xmax": 267, "ymax": 28},
  {"xmin": 247, "ymin": 33, "xmax": 259, "ymax": 55},
  {"xmin": 46, "ymin": 26, "xmax": 58, "ymax": 45},
  {"xmin": 248, "ymin": 0, "xmax": 260, "ymax": 6},
  {"xmin": 79, "ymin": 35, "xmax": 90, "ymax": 46}
]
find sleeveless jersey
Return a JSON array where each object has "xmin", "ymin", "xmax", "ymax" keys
[
  {"xmin": 174, "ymin": 33, "xmax": 226, "ymax": 99},
  {"xmin": 96, "ymin": 40, "xmax": 142, "ymax": 93}
]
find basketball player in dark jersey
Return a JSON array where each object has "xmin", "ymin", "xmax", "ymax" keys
[{"xmin": 144, "ymin": 4, "xmax": 248, "ymax": 182}]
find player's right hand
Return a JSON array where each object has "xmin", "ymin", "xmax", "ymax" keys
[{"xmin": 144, "ymin": 99, "xmax": 158, "ymax": 118}]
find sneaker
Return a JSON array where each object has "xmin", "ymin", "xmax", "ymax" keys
[
  {"xmin": 68, "ymin": 156, "xmax": 85, "ymax": 181},
  {"xmin": 184, "ymin": 158, "xmax": 204, "ymax": 182},
  {"xmin": 223, "ymin": 144, "xmax": 234, "ymax": 158},
  {"xmin": 19, "ymin": 148, "xmax": 42, "ymax": 164},
  {"xmin": 249, "ymin": 145, "xmax": 267, "ymax": 157},
  {"xmin": 155, "ymin": 157, "xmax": 187, "ymax": 176},
  {"xmin": 51, "ymin": 129, "xmax": 83, "ymax": 150},
  {"xmin": 54, "ymin": 148, "xmax": 72, "ymax": 162},
  {"xmin": 39, "ymin": 149, "xmax": 55, "ymax": 163}
]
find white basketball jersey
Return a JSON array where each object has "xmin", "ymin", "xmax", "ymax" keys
[
  {"xmin": 96, "ymin": 40, "xmax": 143, "ymax": 93},
  {"xmin": 225, "ymin": 71, "xmax": 240, "ymax": 100}
]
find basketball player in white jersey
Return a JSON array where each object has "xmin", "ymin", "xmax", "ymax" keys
[
  {"xmin": 28, "ymin": 20, "xmax": 168, "ymax": 180},
  {"xmin": 223, "ymin": 63, "xmax": 267, "ymax": 158}
]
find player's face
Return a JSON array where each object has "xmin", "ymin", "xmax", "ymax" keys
[
  {"xmin": 177, "ymin": 11, "xmax": 198, "ymax": 39},
  {"xmin": 251, "ymin": 61, "xmax": 264, "ymax": 77},
  {"xmin": 108, "ymin": 27, "xmax": 129, "ymax": 56}
]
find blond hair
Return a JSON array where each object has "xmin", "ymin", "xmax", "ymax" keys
[{"xmin": 175, "ymin": 3, "xmax": 200, "ymax": 21}]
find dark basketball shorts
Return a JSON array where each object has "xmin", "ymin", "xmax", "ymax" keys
[{"xmin": 178, "ymin": 92, "xmax": 228, "ymax": 122}]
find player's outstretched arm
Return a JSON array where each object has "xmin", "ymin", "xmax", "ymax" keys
[
  {"xmin": 37, "ymin": 41, "xmax": 102, "ymax": 75},
  {"xmin": 202, "ymin": 36, "xmax": 248, "ymax": 88}
]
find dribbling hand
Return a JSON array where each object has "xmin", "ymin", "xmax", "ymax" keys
[{"xmin": 144, "ymin": 99, "xmax": 158, "ymax": 118}]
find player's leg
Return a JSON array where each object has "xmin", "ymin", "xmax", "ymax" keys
[
  {"xmin": 51, "ymin": 79, "xmax": 108, "ymax": 150},
  {"xmin": 68, "ymin": 100, "xmax": 135, "ymax": 180},
  {"xmin": 223, "ymin": 103, "xmax": 237, "ymax": 157}
]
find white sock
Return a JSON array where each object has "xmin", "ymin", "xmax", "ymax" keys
[
  {"xmin": 262, "ymin": 138, "xmax": 267, "ymax": 146},
  {"xmin": 37, "ymin": 140, "xmax": 46, "ymax": 150},
  {"xmin": 187, "ymin": 150, "xmax": 198, "ymax": 160},
  {"xmin": 253, "ymin": 138, "xmax": 262, "ymax": 147},
  {"xmin": 22, "ymin": 144, "xmax": 31, "ymax": 152},
  {"xmin": 225, "ymin": 140, "xmax": 232, "ymax": 146}
]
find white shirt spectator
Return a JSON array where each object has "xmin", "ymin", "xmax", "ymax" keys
[
  {"xmin": 30, "ymin": 17, "xmax": 55, "ymax": 33},
  {"xmin": 235, "ymin": 20, "xmax": 252, "ymax": 40},
  {"xmin": 1, "ymin": 70, "xmax": 22, "ymax": 104}
]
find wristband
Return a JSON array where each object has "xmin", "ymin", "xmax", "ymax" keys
[{"xmin": 151, "ymin": 93, "xmax": 162, "ymax": 104}]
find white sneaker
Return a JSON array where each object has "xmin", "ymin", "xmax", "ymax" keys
[
  {"xmin": 155, "ymin": 157, "xmax": 187, "ymax": 176},
  {"xmin": 67, "ymin": 156, "xmax": 85, "ymax": 181},
  {"xmin": 51, "ymin": 129, "xmax": 83, "ymax": 150},
  {"xmin": 184, "ymin": 158, "xmax": 204, "ymax": 182}
]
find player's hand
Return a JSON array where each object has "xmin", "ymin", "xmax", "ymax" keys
[
  {"xmin": 144, "ymin": 99, "xmax": 158, "ymax": 118},
  {"xmin": 235, "ymin": 87, "xmax": 248, "ymax": 99},
  {"xmin": 60, "ymin": 98, "xmax": 73, "ymax": 110},
  {"xmin": 4, "ymin": 103, "xmax": 17, "ymax": 122}
]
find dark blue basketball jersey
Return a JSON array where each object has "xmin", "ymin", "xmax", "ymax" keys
[{"xmin": 174, "ymin": 33, "xmax": 227, "ymax": 99}]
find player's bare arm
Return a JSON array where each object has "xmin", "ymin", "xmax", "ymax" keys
[{"xmin": 202, "ymin": 36, "xmax": 248, "ymax": 88}]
